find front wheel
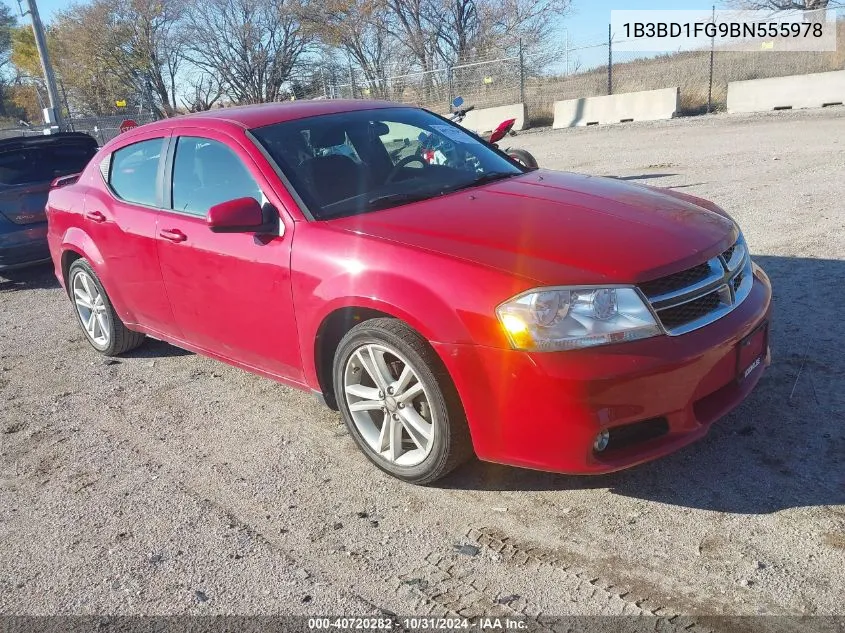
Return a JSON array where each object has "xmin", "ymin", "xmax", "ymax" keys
[
  {"xmin": 507, "ymin": 148, "xmax": 538, "ymax": 169},
  {"xmin": 333, "ymin": 318, "xmax": 472, "ymax": 485}
]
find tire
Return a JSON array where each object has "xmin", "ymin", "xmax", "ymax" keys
[
  {"xmin": 68, "ymin": 258, "xmax": 145, "ymax": 356},
  {"xmin": 507, "ymin": 148, "xmax": 538, "ymax": 169},
  {"xmin": 333, "ymin": 318, "xmax": 473, "ymax": 485}
]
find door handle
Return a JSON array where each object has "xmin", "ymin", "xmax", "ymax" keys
[
  {"xmin": 84, "ymin": 210, "xmax": 106, "ymax": 223},
  {"xmin": 159, "ymin": 228, "xmax": 187, "ymax": 243}
]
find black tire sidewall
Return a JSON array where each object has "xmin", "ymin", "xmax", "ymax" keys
[
  {"xmin": 509, "ymin": 148, "xmax": 538, "ymax": 168},
  {"xmin": 68, "ymin": 259, "xmax": 117, "ymax": 355},
  {"xmin": 333, "ymin": 323, "xmax": 453, "ymax": 483}
]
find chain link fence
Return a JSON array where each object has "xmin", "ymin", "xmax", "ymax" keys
[
  {"xmin": 0, "ymin": 113, "xmax": 159, "ymax": 144},
  {"xmin": 315, "ymin": 54, "xmax": 525, "ymax": 115}
]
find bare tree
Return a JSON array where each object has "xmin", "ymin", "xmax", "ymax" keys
[
  {"xmin": 423, "ymin": 0, "xmax": 572, "ymax": 68},
  {"xmin": 733, "ymin": 0, "xmax": 838, "ymax": 8},
  {"xmin": 729, "ymin": 0, "xmax": 842, "ymax": 22},
  {"xmin": 313, "ymin": 0, "xmax": 405, "ymax": 97},
  {"xmin": 184, "ymin": 0, "xmax": 313, "ymax": 104},
  {"xmin": 436, "ymin": 0, "xmax": 481, "ymax": 64},
  {"xmin": 479, "ymin": 0, "xmax": 571, "ymax": 61},
  {"xmin": 384, "ymin": 0, "xmax": 442, "ymax": 72},
  {"xmin": 181, "ymin": 74, "xmax": 224, "ymax": 111}
]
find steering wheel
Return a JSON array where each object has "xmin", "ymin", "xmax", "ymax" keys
[{"xmin": 385, "ymin": 155, "xmax": 429, "ymax": 184}]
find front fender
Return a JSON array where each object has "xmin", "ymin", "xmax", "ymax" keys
[
  {"xmin": 291, "ymin": 223, "xmax": 533, "ymax": 394},
  {"xmin": 299, "ymin": 269, "xmax": 475, "ymax": 390}
]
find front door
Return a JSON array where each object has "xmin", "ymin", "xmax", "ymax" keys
[{"xmin": 155, "ymin": 129, "xmax": 302, "ymax": 381}]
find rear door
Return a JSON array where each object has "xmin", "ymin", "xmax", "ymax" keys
[
  {"xmin": 155, "ymin": 128, "xmax": 301, "ymax": 380},
  {"xmin": 82, "ymin": 130, "xmax": 179, "ymax": 337}
]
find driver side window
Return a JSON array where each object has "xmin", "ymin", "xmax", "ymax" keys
[{"xmin": 171, "ymin": 137, "xmax": 262, "ymax": 216}]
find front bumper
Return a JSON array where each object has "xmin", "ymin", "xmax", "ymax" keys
[
  {"xmin": 0, "ymin": 219, "xmax": 50, "ymax": 271},
  {"xmin": 433, "ymin": 265, "xmax": 773, "ymax": 475}
]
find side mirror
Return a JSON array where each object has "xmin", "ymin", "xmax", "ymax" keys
[
  {"xmin": 371, "ymin": 121, "xmax": 390, "ymax": 136},
  {"xmin": 207, "ymin": 197, "xmax": 273, "ymax": 233},
  {"xmin": 452, "ymin": 96, "xmax": 464, "ymax": 108}
]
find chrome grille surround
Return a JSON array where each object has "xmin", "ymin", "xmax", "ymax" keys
[{"xmin": 639, "ymin": 237, "xmax": 754, "ymax": 336}]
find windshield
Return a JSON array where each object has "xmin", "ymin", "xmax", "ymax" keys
[{"xmin": 250, "ymin": 107, "xmax": 523, "ymax": 219}]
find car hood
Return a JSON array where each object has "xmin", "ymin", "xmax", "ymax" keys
[{"xmin": 328, "ymin": 170, "xmax": 738, "ymax": 286}]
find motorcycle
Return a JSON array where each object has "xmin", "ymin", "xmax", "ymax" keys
[{"xmin": 444, "ymin": 96, "xmax": 538, "ymax": 169}]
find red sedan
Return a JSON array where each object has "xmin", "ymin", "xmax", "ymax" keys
[{"xmin": 46, "ymin": 101, "xmax": 771, "ymax": 484}]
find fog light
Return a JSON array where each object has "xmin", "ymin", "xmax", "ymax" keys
[{"xmin": 594, "ymin": 429, "xmax": 610, "ymax": 452}]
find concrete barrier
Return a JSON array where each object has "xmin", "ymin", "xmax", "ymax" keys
[
  {"xmin": 458, "ymin": 103, "xmax": 527, "ymax": 133},
  {"xmin": 727, "ymin": 71, "xmax": 845, "ymax": 114},
  {"xmin": 552, "ymin": 88, "xmax": 679, "ymax": 128}
]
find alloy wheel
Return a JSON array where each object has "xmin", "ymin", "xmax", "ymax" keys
[
  {"xmin": 343, "ymin": 343, "xmax": 435, "ymax": 467},
  {"xmin": 72, "ymin": 271, "xmax": 111, "ymax": 347}
]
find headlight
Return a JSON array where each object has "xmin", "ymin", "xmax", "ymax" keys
[{"xmin": 496, "ymin": 286, "xmax": 662, "ymax": 351}]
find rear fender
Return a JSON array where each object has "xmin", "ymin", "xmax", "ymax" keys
[{"xmin": 59, "ymin": 227, "xmax": 135, "ymax": 323}]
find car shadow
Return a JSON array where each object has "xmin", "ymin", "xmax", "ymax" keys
[
  {"xmin": 0, "ymin": 263, "xmax": 60, "ymax": 291},
  {"xmin": 442, "ymin": 255, "xmax": 845, "ymax": 515},
  {"xmin": 125, "ymin": 338, "xmax": 194, "ymax": 358}
]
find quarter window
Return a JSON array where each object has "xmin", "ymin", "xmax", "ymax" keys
[
  {"xmin": 109, "ymin": 138, "xmax": 165, "ymax": 207},
  {"xmin": 171, "ymin": 137, "xmax": 262, "ymax": 216}
]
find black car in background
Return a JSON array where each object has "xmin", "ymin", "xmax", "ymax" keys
[{"xmin": 0, "ymin": 133, "xmax": 98, "ymax": 271}]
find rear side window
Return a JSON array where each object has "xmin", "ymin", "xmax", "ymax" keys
[
  {"xmin": 109, "ymin": 138, "xmax": 165, "ymax": 207},
  {"xmin": 0, "ymin": 144, "xmax": 97, "ymax": 186},
  {"xmin": 171, "ymin": 137, "xmax": 262, "ymax": 216}
]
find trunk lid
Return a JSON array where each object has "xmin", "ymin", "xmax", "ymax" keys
[{"xmin": 0, "ymin": 133, "xmax": 97, "ymax": 225}]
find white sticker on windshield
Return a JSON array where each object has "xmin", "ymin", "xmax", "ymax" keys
[{"xmin": 430, "ymin": 124, "xmax": 480, "ymax": 145}]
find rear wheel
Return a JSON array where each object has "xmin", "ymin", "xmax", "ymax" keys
[
  {"xmin": 508, "ymin": 148, "xmax": 538, "ymax": 169},
  {"xmin": 333, "ymin": 318, "xmax": 472, "ymax": 484},
  {"xmin": 68, "ymin": 259, "xmax": 145, "ymax": 356}
]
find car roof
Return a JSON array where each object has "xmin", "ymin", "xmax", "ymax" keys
[{"xmin": 141, "ymin": 100, "xmax": 410, "ymax": 133}]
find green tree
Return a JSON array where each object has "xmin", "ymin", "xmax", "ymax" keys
[{"xmin": 0, "ymin": 3, "xmax": 20, "ymax": 120}]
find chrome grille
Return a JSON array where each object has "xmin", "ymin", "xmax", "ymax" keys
[{"xmin": 638, "ymin": 237, "xmax": 754, "ymax": 335}]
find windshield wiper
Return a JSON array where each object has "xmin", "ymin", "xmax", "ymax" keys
[
  {"xmin": 445, "ymin": 171, "xmax": 519, "ymax": 194},
  {"xmin": 365, "ymin": 191, "xmax": 434, "ymax": 211}
]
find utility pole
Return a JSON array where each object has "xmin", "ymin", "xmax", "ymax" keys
[
  {"xmin": 20, "ymin": 0, "xmax": 63, "ymax": 130},
  {"xmin": 607, "ymin": 24, "xmax": 613, "ymax": 96}
]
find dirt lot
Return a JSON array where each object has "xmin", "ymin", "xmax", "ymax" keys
[{"xmin": 1, "ymin": 108, "xmax": 844, "ymax": 621}]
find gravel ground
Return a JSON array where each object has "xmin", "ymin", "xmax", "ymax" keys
[{"xmin": 1, "ymin": 107, "xmax": 843, "ymax": 620}]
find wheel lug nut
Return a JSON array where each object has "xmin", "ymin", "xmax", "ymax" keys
[
  {"xmin": 387, "ymin": 387, "xmax": 394, "ymax": 394},
  {"xmin": 398, "ymin": 403, "xmax": 404, "ymax": 409},
  {"xmin": 378, "ymin": 391, "xmax": 384, "ymax": 398},
  {"xmin": 392, "ymin": 414, "xmax": 399, "ymax": 420}
]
